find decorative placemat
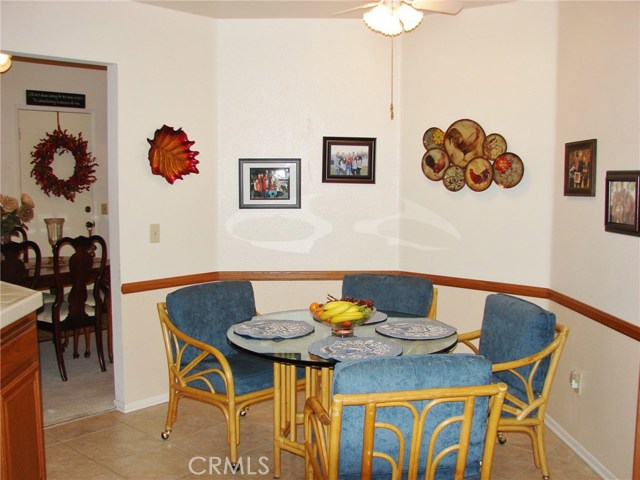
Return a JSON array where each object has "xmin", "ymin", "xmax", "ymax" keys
[
  {"xmin": 308, "ymin": 336, "xmax": 402, "ymax": 362},
  {"xmin": 375, "ymin": 319, "xmax": 457, "ymax": 340},
  {"xmin": 363, "ymin": 310, "xmax": 388, "ymax": 325},
  {"xmin": 233, "ymin": 320, "xmax": 314, "ymax": 339}
]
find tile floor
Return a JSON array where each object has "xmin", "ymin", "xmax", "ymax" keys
[{"xmin": 45, "ymin": 397, "xmax": 601, "ymax": 480}]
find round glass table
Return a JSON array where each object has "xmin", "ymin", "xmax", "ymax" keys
[{"xmin": 226, "ymin": 309, "xmax": 458, "ymax": 477}]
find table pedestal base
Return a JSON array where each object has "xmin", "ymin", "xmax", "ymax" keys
[{"xmin": 272, "ymin": 363, "xmax": 332, "ymax": 478}]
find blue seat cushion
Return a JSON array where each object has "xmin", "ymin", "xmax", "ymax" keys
[
  {"xmin": 342, "ymin": 274, "xmax": 434, "ymax": 317},
  {"xmin": 167, "ymin": 281, "xmax": 257, "ymax": 361},
  {"xmin": 479, "ymin": 294, "xmax": 556, "ymax": 401},
  {"xmin": 331, "ymin": 354, "xmax": 492, "ymax": 480},
  {"xmin": 187, "ymin": 352, "xmax": 273, "ymax": 395}
]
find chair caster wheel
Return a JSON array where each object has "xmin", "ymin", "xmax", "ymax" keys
[
  {"xmin": 497, "ymin": 433, "xmax": 507, "ymax": 445},
  {"xmin": 240, "ymin": 407, "xmax": 249, "ymax": 416},
  {"xmin": 161, "ymin": 431, "xmax": 170, "ymax": 440},
  {"xmin": 542, "ymin": 476, "xmax": 550, "ymax": 480}
]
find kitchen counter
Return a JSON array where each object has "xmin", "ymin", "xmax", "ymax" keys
[{"xmin": 0, "ymin": 281, "xmax": 43, "ymax": 329}]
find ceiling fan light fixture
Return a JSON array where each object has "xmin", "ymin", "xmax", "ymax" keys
[
  {"xmin": 364, "ymin": 5, "xmax": 403, "ymax": 36},
  {"xmin": 397, "ymin": 4, "xmax": 423, "ymax": 32},
  {"xmin": 0, "ymin": 53, "xmax": 13, "ymax": 74}
]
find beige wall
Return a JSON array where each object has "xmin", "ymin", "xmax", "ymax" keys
[{"xmin": 2, "ymin": 1, "xmax": 639, "ymax": 478}]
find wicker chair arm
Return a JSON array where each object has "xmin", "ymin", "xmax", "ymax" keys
[
  {"xmin": 456, "ymin": 329, "xmax": 481, "ymax": 353},
  {"xmin": 305, "ymin": 396, "xmax": 331, "ymax": 425}
]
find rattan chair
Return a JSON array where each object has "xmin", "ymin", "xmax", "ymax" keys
[
  {"xmin": 342, "ymin": 273, "xmax": 438, "ymax": 319},
  {"xmin": 304, "ymin": 354, "xmax": 507, "ymax": 480},
  {"xmin": 457, "ymin": 293, "xmax": 569, "ymax": 480},
  {"xmin": 157, "ymin": 281, "xmax": 274, "ymax": 464}
]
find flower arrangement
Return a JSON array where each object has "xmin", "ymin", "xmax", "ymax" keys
[{"xmin": 1, "ymin": 193, "xmax": 35, "ymax": 237}]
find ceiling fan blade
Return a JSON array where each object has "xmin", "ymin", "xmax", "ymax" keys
[
  {"xmin": 334, "ymin": 2, "xmax": 381, "ymax": 16},
  {"xmin": 411, "ymin": 0, "xmax": 464, "ymax": 15}
]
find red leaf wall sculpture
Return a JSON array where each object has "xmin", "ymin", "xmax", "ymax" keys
[{"xmin": 147, "ymin": 125, "xmax": 200, "ymax": 184}]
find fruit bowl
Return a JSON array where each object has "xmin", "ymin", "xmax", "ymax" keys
[{"xmin": 311, "ymin": 300, "xmax": 375, "ymax": 337}]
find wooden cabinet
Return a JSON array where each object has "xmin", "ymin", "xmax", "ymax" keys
[{"xmin": 0, "ymin": 311, "xmax": 46, "ymax": 480}]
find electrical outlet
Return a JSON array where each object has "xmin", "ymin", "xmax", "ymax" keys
[
  {"xmin": 150, "ymin": 224, "xmax": 160, "ymax": 243},
  {"xmin": 569, "ymin": 370, "xmax": 582, "ymax": 394},
  {"xmin": 101, "ymin": 203, "xmax": 108, "ymax": 215}
]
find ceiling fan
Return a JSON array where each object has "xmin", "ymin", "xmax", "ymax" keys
[{"xmin": 337, "ymin": 0, "xmax": 464, "ymax": 36}]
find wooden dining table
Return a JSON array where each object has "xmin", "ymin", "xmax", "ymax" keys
[
  {"xmin": 226, "ymin": 309, "xmax": 458, "ymax": 478},
  {"xmin": 27, "ymin": 256, "xmax": 110, "ymax": 291}
]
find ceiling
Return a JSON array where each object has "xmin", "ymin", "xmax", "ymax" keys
[{"xmin": 135, "ymin": 0, "xmax": 509, "ymax": 20}]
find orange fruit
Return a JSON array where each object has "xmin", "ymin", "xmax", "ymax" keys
[{"xmin": 309, "ymin": 302, "xmax": 320, "ymax": 312}]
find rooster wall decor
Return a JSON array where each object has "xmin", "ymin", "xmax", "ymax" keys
[{"xmin": 421, "ymin": 118, "xmax": 524, "ymax": 191}]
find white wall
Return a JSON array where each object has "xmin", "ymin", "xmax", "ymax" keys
[
  {"xmin": 215, "ymin": 19, "xmax": 401, "ymax": 270},
  {"xmin": 398, "ymin": 1, "xmax": 557, "ymax": 286},
  {"xmin": 2, "ymin": 1, "xmax": 639, "ymax": 477},
  {"xmin": 552, "ymin": 1, "xmax": 640, "ymax": 322}
]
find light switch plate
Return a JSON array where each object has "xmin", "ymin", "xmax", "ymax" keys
[{"xmin": 150, "ymin": 224, "xmax": 160, "ymax": 243}]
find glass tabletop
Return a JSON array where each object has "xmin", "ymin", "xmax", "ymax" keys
[{"xmin": 226, "ymin": 309, "xmax": 458, "ymax": 368}]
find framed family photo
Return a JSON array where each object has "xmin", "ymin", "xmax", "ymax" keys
[
  {"xmin": 239, "ymin": 158, "xmax": 301, "ymax": 209},
  {"xmin": 604, "ymin": 170, "xmax": 640, "ymax": 236},
  {"xmin": 564, "ymin": 139, "xmax": 597, "ymax": 196},
  {"xmin": 322, "ymin": 136, "xmax": 376, "ymax": 184}
]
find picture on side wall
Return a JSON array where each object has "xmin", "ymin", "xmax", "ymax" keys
[
  {"xmin": 564, "ymin": 139, "xmax": 597, "ymax": 196},
  {"xmin": 239, "ymin": 159, "xmax": 301, "ymax": 209},
  {"xmin": 604, "ymin": 170, "xmax": 640, "ymax": 237},
  {"xmin": 322, "ymin": 136, "xmax": 376, "ymax": 184}
]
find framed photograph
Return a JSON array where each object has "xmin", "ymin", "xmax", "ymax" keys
[
  {"xmin": 322, "ymin": 136, "xmax": 376, "ymax": 184},
  {"xmin": 564, "ymin": 139, "xmax": 597, "ymax": 196},
  {"xmin": 239, "ymin": 158, "xmax": 301, "ymax": 209},
  {"xmin": 605, "ymin": 170, "xmax": 640, "ymax": 237}
]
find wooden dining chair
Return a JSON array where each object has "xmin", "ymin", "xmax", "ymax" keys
[
  {"xmin": 157, "ymin": 281, "xmax": 274, "ymax": 465},
  {"xmin": 38, "ymin": 235, "xmax": 108, "ymax": 381},
  {"xmin": 342, "ymin": 273, "xmax": 438, "ymax": 318},
  {"xmin": 457, "ymin": 293, "xmax": 569, "ymax": 480},
  {"xmin": 1, "ymin": 239, "xmax": 41, "ymax": 289},
  {"xmin": 8, "ymin": 226, "xmax": 29, "ymax": 261},
  {"xmin": 304, "ymin": 354, "xmax": 507, "ymax": 480}
]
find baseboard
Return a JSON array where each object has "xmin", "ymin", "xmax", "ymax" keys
[
  {"xmin": 546, "ymin": 415, "xmax": 615, "ymax": 479},
  {"xmin": 114, "ymin": 392, "xmax": 168, "ymax": 414}
]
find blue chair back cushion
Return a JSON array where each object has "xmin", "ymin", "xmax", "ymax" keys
[
  {"xmin": 478, "ymin": 294, "xmax": 556, "ymax": 398},
  {"xmin": 342, "ymin": 274, "xmax": 433, "ymax": 317},
  {"xmin": 166, "ymin": 281, "xmax": 272, "ymax": 394},
  {"xmin": 332, "ymin": 354, "xmax": 492, "ymax": 480}
]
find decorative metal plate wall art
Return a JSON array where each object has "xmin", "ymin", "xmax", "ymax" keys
[
  {"xmin": 421, "ymin": 119, "xmax": 524, "ymax": 192},
  {"xmin": 147, "ymin": 125, "xmax": 200, "ymax": 184}
]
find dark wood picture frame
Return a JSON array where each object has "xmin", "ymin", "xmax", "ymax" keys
[
  {"xmin": 322, "ymin": 136, "xmax": 376, "ymax": 184},
  {"xmin": 605, "ymin": 170, "xmax": 640, "ymax": 237},
  {"xmin": 239, "ymin": 158, "xmax": 301, "ymax": 209},
  {"xmin": 564, "ymin": 139, "xmax": 597, "ymax": 196}
]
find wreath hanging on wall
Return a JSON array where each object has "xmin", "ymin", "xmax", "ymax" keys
[{"xmin": 30, "ymin": 127, "xmax": 98, "ymax": 202}]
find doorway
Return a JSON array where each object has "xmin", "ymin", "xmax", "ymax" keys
[{"xmin": 1, "ymin": 56, "xmax": 114, "ymax": 425}]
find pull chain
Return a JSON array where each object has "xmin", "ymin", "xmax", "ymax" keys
[{"xmin": 390, "ymin": 37, "xmax": 394, "ymax": 120}]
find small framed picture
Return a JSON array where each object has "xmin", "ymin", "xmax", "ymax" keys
[
  {"xmin": 564, "ymin": 139, "xmax": 597, "ymax": 196},
  {"xmin": 605, "ymin": 170, "xmax": 640, "ymax": 237},
  {"xmin": 322, "ymin": 136, "xmax": 376, "ymax": 184},
  {"xmin": 239, "ymin": 158, "xmax": 301, "ymax": 209}
]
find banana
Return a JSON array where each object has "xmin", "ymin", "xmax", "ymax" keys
[
  {"xmin": 319, "ymin": 302, "xmax": 352, "ymax": 320},
  {"xmin": 322, "ymin": 300, "xmax": 353, "ymax": 311},
  {"xmin": 343, "ymin": 304, "xmax": 360, "ymax": 314},
  {"xmin": 331, "ymin": 311, "xmax": 364, "ymax": 323}
]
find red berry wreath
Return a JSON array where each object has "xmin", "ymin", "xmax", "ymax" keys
[{"xmin": 30, "ymin": 128, "xmax": 98, "ymax": 202}]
